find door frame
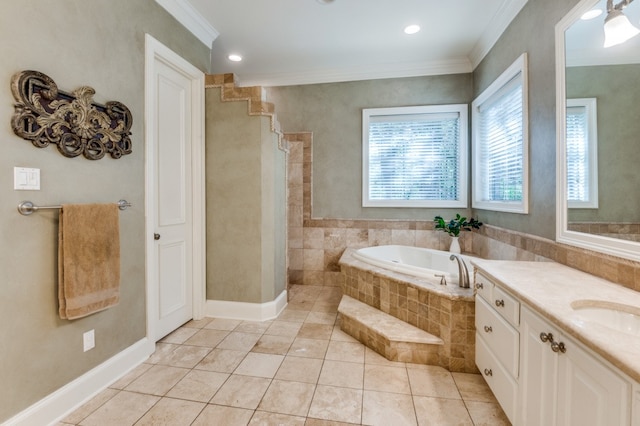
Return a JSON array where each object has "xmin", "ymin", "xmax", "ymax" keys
[{"xmin": 144, "ymin": 34, "xmax": 206, "ymax": 341}]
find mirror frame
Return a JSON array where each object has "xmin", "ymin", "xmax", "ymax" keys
[{"xmin": 556, "ymin": 0, "xmax": 640, "ymax": 262}]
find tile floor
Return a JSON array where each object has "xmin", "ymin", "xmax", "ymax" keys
[{"xmin": 58, "ymin": 285, "xmax": 510, "ymax": 426}]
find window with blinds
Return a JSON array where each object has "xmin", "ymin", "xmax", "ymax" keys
[
  {"xmin": 472, "ymin": 53, "xmax": 528, "ymax": 213},
  {"xmin": 362, "ymin": 104, "xmax": 468, "ymax": 208},
  {"xmin": 566, "ymin": 98, "xmax": 598, "ymax": 208}
]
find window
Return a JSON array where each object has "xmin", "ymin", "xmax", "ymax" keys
[
  {"xmin": 362, "ymin": 104, "xmax": 468, "ymax": 208},
  {"xmin": 472, "ymin": 53, "xmax": 528, "ymax": 213},
  {"xmin": 566, "ymin": 98, "xmax": 598, "ymax": 209}
]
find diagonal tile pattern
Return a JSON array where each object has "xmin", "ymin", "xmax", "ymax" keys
[{"xmin": 58, "ymin": 285, "xmax": 510, "ymax": 425}]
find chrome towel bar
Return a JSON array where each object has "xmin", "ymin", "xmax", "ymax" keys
[{"xmin": 17, "ymin": 200, "xmax": 132, "ymax": 216}]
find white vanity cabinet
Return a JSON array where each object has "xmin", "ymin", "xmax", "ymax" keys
[
  {"xmin": 474, "ymin": 273, "xmax": 520, "ymax": 423},
  {"xmin": 519, "ymin": 306, "xmax": 630, "ymax": 426},
  {"xmin": 474, "ymin": 270, "xmax": 635, "ymax": 426}
]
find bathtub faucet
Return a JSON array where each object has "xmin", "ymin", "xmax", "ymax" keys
[{"xmin": 449, "ymin": 254, "xmax": 470, "ymax": 288}]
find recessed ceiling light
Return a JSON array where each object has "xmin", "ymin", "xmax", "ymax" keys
[
  {"xmin": 404, "ymin": 24, "xmax": 421, "ymax": 35},
  {"xmin": 581, "ymin": 9, "xmax": 603, "ymax": 20},
  {"xmin": 228, "ymin": 54, "xmax": 243, "ymax": 62}
]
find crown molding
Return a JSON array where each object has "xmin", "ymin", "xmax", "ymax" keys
[
  {"xmin": 469, "ymin": 0, "xmax": 529, "ymax": 69},
  {"xmin": 236, "ymin": 58, "xmax": 473, "ymax": 87},
  {"xmin": 155, "ymin": 0, "xmax": 219, "ymax": 47}
]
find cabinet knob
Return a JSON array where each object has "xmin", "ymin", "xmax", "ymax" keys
[
  {"xmin": 475, "ymin": 282, "xmax": 484, "ymax": 290},
  {"xmin": 495, "ymin": 299, "xmax": 505, "ymax": 308},
  {"xmin": 540, "ymin": 332, "xmax": 553, "ymax": 343},
  {"xmin": 483, "ymin": 368, "xmax": 493, "ymax": 376},
  {"xmin": 551, "ymin": 341, "xmax": 567, "ymax": 353},
  {"xmin": 483, "ymin": 325, "xmax": 493, "ymax": 333}
]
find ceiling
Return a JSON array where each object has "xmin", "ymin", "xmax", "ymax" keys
[{"xmin": 159, "ymin": 0, "xmax": 529, "ymax": 87}]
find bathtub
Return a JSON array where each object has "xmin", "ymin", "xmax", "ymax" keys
[{"xmin": 352, "ymin": 245, "xmax": 472, "ymax": 286}]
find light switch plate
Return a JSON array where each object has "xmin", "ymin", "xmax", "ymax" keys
[{"xmin": 14, "ymin": 167, "xmax": 40, "ymax": 190}]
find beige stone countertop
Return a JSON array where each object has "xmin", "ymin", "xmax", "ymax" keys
[{"xmin": 471, "ymin": 259, "xmax": 640, "ymax": 383}]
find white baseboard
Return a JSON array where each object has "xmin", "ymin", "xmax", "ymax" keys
[
  {"xmin": 205, "ymin": 289, "xmax": 287, "ymax": 321},
  {"xmin": 3, "ymin": 338, "xmax": 155, "ymax": 426}
]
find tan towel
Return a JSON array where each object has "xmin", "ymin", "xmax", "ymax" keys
[{"xmin": 58, "ymin": 203, "xmax": 120, "ymax": 320}]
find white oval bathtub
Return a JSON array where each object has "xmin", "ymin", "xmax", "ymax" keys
[{"xmin": 352, "ymin": 245, "xmax": 472, "ymax": 285}]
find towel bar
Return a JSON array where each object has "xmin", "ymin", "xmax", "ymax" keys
[{"xmin": 17, "ymin": 200, "xmax": 132, "ymax": 216}]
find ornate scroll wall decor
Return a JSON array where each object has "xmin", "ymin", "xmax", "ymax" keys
[{"xmin": 11, "ymin": 70, "xmax": 132, "ymax": 160}]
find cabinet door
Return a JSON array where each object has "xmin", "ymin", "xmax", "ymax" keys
[
  {"xmin": 556, "ymin": 338, "xmax": 630, "ymax": 426},
  {"xmin": 519, "ymin": 307, "xmax": 559, "ymax": 426}
]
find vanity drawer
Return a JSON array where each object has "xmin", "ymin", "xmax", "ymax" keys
[
  {"xmin": 475, "ymin": 295, "xmax": 519, "ymax": 378},
  {"xmin": 476, "ymin": 334, "xmax": 517, "ymax": 424},
  {"xmin": 492, "ymin": 285, "xmax": 520, "ymax": 327},
  {"xmin": 474, "ymin": 272, "xmax": 493, "ymax": 303}
]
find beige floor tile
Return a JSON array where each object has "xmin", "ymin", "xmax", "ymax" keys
[
  {"xmin": 325, "ymin": 341, "xmax": 365, "ymax": 363},
  {"xmin": 249, "ymin": 411, "xmax": 306, "ymax": 425},
  {"xmin": 183, "ymin": 317, "xmax": 213, "ymax": 329},
  {"xmin": 451, "ymin": 372, "xmax": 498, "ymax": 403},
  {"xmin": 109, "ymin": 363, "xmax": 153, "ymax": 390},
  {"xmin": 407, "ymin": 365, "xmax": 461, "ymax": 399},
  {"xmin": 364, "ymin": 347, "xmax": 406, "ymax": 367},
  {"xmin": 318, "ymin": 360, "xmax": 364, "ymax": 389},
  {"xmin": 234, "ymin": 352, "xmax": 284, "ymax": 378},
  {"xmin": 217, "ymin": 331, "xmax": 262, "ymax": 351},
  {"xmin": 278, "ymin": 308, "xmax": 310, "ymax": 323},
  {"xmin": 191, "ymin": 404, "xmax": 254, "ymax": 426},
  {"xmin": 204, "ymin": 318, "xmax": 242, "ymax": 331},
  {"xmin": 159, "ymin": 327, "xmax": 199, "ymax": 344},
  {"xmin": 362, "ymin": 390, "xmax": 417, "ymax": 426},
  {"xmin": 364, "ymin": 364, "xmax": 411, "ymax": 394},
  {"xmin": 265, "ymin": 320, "xmax": 304, "ymax": 337},
  {"xmin": 62, "ymin": 388, "xmax": 118, "ymax": 424},
  {"xmin": 287, "ymin": 337, "xmax": 329, "ymax": 359},
  {"xmin": 304, "ymin": 419, "xmax": 356, "ymax": 426},
  {"xmin": 413, "ymin": 396, "xmax": 473, "ymax": 426},
  {"xmin": 210, "ymin": 375, "xmax": 271, "ymax": 409},
  {"xmin": 195, "ymin": 348, "xmax": 247, "ymax": 373},
  {"xmin": 135, "ymin": 397, "xmax": 205, "ymax": 425},
  {"xmin": 78, "ymin": 390, "xmax": 159, "ymax": 425},
  {"xmin": 125, "ymin": 365, "xmax": 189, "ymax": 396},
  {"xmin": 308, "ymin": 385, "xmax": 363, "ymax": 424},
  {"xmin": 252, "ymin": 334, "xmax": 295, "ymax": 355},
  {"xmin": 305, "ymin": 312, "xmax": 337, "ymax": 325},
  {"xmin": 235, "ymin": 320, "xmax": 273, "ymax": 334},
  {"xmin": 257, "ymin": 379, "xmax": 316, "ymax": 416},
  {"xmin": 275, "ymin": 356, "xmax": 323, "ymax": 384},
  {"xmin": 166, "ymin": 370, "xmax": 229, "ymax": 402},
  {"xmin": 310, "ymin": 301, "xmax": 339, "ymax": 313},
  {"xmin": 287, "ymin": 299, "xmax": 315, "ymax": 311},
  {"xmin": 298, "ymin": 323, "xmax": 334, "ymax": 340},
  {"xmin": 330, "ymin": 326, "xmax": 359, "ymax": 343},
  {"xmin": 146, "ymin": 342, "xmax": 180, "ymax": 364},
  {"xmin": 464, "ymin": 400, "xmax": 511, "ymax": 425},
  {"xmin": 184, "ymin": 329, "xmax": 230, "ymax": 348},
  {"xmin": 152, "ymin": 344, "xmax": 212, "ymax": 368}
]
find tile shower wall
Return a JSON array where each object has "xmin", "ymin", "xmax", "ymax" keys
[{"xmin": 285, "ymin": 132, "xmax": 640, "ymax": 293}]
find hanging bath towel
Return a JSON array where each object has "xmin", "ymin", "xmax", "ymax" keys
[{"xmin": 58, "ymin": 203, "xmax": 120, "ymax": 319}]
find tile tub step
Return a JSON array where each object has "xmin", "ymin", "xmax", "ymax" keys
[{"xmin": 338, "ymin": 295, "xmax": 443, "ymax": 364}]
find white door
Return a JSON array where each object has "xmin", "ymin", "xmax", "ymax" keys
[{"xmin": 145, "ymin": 35, "xmax": 206, "ymax": 342}]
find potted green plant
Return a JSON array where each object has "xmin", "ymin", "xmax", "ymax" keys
[{"xmin": 434, "ymin": 214, "xmax": 483, "ymax": 253}]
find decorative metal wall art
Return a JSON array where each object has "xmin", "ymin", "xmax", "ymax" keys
[{"xmin": 11, "ymin": 70, "xmax": 132, "ymax": 160}]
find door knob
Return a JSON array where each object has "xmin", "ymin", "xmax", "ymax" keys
[{"xmin": 154, "ymin": 233, "xmax": 161, "ymax": 240}]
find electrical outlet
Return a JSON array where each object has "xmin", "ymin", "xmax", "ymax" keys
[{"xmin": 83, "ymin": 329, "xmax": 95, "ymax": 352}]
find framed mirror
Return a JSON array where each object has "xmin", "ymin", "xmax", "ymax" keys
[{"xmin": 556, "ymin": 0, "xmax": 640, "ymax": 262}]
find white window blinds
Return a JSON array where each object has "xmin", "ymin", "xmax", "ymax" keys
[
  {"xmin": 363, "ymin": 105, "xmax": 468, "ymax": 208},
  {"xmin": 566, "ymin": 98, "xmax": 598, "ymax": 208},
  {"xmin": 472, "ymin": 53, "xmax": 528, "ymax": 214}
]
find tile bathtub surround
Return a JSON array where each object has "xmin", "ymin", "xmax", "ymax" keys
[
  {"xmin": 59, "ymin": 285, "xmax": 509, "ymax": 426},
  {"xmin": 340, "ymin": 254, "xmax": 477, "ymax": 374}
]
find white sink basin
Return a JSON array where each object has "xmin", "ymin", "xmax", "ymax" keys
[{"xmin": 571, "ymin": 300, "xmax": 640, "ymax": 336}]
